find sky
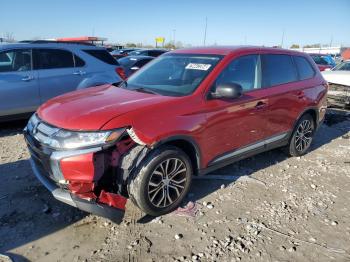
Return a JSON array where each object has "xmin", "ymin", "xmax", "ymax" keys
[{"xmin": 1, "ymin": 0, "xmax": 349, "ymax": 47}]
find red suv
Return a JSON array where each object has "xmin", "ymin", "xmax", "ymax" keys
[{"xmin": 24, "ymin": 46, "xmax": 328, "ymax": 223}]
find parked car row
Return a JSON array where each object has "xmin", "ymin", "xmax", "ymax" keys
[
  {"xmin": 117, "ymin": 55, "xmax": 154, "ymax": 77},
  {"xmin": 23, "ymin": 46, "xmax": 328, "ymax": 222},
  {"xmin": 110, "ymin": 48, "xmax": 139, "ymax": 59},
  {"xmin": 309, "ymin": 53, "xmax": 336, "ymax": 71},
  {"xmin": 110, "ymin": 48, "xmax": 168, "ymax": 77},
  {"xmin": 0, "ymin": 41, "xmax": 125, "ymax": 121}
]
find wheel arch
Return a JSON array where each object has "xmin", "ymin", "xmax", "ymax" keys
[
  {"xmin": 293, "ymin": 107, "xmax": 319, "ymax": 131},
  {"xmin": 152, "ymin": 136, "xmax": 201, "ymax": 175}
]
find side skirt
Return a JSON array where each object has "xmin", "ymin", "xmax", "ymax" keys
[{"xmin": 198, "ymin": 132, "xmax": 290, "ymax": 176}]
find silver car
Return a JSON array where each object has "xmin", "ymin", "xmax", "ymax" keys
[{"xmin": 0, "ymin": 41, "xmax": 123, "ymax": 121}]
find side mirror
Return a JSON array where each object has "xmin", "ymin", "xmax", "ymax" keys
[
  {"xmin": 211, "ymin": 83, "xmax": 243, "ymax": 99},
  {"xmin": 130, "ymin": 66, "xmax": 140, "ymax": 71}
]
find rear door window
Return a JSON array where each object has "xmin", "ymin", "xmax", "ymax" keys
[
  {"xmin": 0, "ymin": 49, "xmax": 32, "ymax": 72},
  {"xmin": 261, "ymin": 54, "xmax": 298, "ymax": 87},
  {"xmin": 33, "ymin": 49, "xmax": 74, "ymax": 69},
  {"xmin": 293, "ymin": 56, "xmax": 315, "ymax": 80},
  {"xmin": 83, "ymin": 49, "xmax": 119, "ymax": 65}
]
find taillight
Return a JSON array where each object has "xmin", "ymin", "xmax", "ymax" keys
[{"xmin": 115, "ymin": 67, "xmax": 126, "ymax": 80}]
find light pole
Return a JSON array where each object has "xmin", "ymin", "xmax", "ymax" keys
[
  {"xmin": 203, "ymin": 17, "xmax": 207, "ymax": 46},
  {"xmin": 173, "ymin": 29, "xmax": 176, "ymax": 48},
  {"xmin": 281, "ymin": 29, "xmax": 285, "ymax": 48}
]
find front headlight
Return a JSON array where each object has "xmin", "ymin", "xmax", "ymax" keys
[{"xmin": 48, "ymin": 128, "xmax": 125, "ymax": 149}]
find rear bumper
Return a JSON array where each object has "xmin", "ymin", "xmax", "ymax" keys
[{"xmin": 29, "ymin": 157, "xmax": 125, "ymax": 223}]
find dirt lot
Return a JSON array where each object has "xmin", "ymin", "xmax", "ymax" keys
[{"xmin": 0, "ymin": 109, "xmax": 349, "ymax": 262}]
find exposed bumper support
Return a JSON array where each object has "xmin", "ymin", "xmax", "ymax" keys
[{"xmin": 29, "ymin": 158, "xmax": 125, "ymax": 223}]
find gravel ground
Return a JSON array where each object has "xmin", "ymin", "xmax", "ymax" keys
[{"xmin": 0, "ymin": 109, "xmax": 349, "ymax": 262}]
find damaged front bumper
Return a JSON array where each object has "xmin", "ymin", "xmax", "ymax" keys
[
  {"xmin": 28, "ymin": 157, "xmax": 125, "ymax": 223},
  {"xmin": 24, "ymin": 123, "xmax": 129, "ymax": 223},
  {"xmin": 328, "ymin": 83, "xmax": 350, "ymax": 107}
]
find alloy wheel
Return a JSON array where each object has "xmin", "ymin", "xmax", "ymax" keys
[
  {"xmin": 295, "ymin": 119, "xmax": 313, "ymax": 152},
  {"xmin": 148, "ymin": 158, "xmax": 187, "ymax": 208}
]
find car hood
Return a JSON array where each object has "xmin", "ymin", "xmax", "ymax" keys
[
  {"xmin": 322, "ymin": 71, "xmax": 350, "ymax": 86},
  {"xmin": 37, "ymin": 84, "xmax": 172, "ymax": 130}
]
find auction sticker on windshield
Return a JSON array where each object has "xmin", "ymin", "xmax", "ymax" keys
[{"xmin": 185, "ymin": 63, "xmax": 212, "ymax": 70}]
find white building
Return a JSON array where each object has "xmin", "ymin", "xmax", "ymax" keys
[{"xmin": 290, "ymin": 46, "xmax": 342, "ymax": 55}]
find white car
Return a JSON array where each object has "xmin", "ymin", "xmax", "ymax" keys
[{"xmin": 322, "ymin": 60, "xmax": 350, "ymax": 108}]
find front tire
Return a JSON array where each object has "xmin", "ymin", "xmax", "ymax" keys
[
  {"xmin": 128, "ymin": 145, "xmax": 192, "ymax": 216},
  {"xmin": 286, "ymin": 114, "xmax": 315, "ymax": 157}
]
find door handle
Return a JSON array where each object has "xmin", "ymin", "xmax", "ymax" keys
[
  {"xmin": 21, "ymin": 75, "xmax": 34, "ymax": 81},
  {"xmin": 255, "ymin": 101, "xmax": 267, "ymax": 110},
  {"xmin": 73, "ymin": 70, "xmax": 86, "ymax": 75},
  {"xmin": 295, "ymin": 91, "xmax": 305, "ymax": 99}
]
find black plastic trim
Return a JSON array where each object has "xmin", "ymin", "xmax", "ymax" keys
[
  {"xmin": 198, "ymin": 132, "xmax": 290, "ymax": 176},
  {"xmin": 152, "ymin": 135, "xmax": 202, "ymax": 171}
]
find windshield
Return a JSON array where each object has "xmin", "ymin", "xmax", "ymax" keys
[
  {"xmin": 333, "ymin": 61, "xmax": 350, "ymax": 71},
  {"xmin": 124, "ymin": 54, "xmax": 221, "ymax": 96}
]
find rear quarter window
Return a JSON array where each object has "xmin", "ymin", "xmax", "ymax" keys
[
  {"xmin": 74, "ymin": 54, "xmax": 86, "ymax": 67},
  {"xmin": 293, "ymin": 56, "xmax": 315, "ymax": 80},
  {"xmin": 83, "ymin": 49, "xmax": 119, "ymax": 66},
  {"xmin": 261, "ymin": 54, "xmax": 298, "ymax": 87}
]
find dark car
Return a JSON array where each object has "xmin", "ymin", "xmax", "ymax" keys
[
  {"xmin": 25, "ymin": 46, "xmax": 327, "ymax": 222},
  {"xmin": 309, "ymin": 54, "xmax": 335, "ymax": 71},
  {"xmin": 118, "ymin": 55, "xmax": 154, "ymax": 77},
  {"xmin": 128, "ymin": 49, "xmax": 167, "ymax": 57},
  {"xmin": 110, "ymin": 48, "xmax": 140, "ymax": 59}
]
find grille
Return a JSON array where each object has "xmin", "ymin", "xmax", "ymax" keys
[
  {"xmin": 28, "ymin": 115, "xmax": 60, "ymax": 146},
  {"xmin": 26, "ymin": 114, "xmax": 59, "ymax": 183}
]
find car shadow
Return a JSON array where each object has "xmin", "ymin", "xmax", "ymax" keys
[
  {"xmin": 0, "ymin": 119, "xmax": 27, "ymax": 138},
  {"xmin": 0, "ymin": 158, "xmax": 87, "ymax": 253}
]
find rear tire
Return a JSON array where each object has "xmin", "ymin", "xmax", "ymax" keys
[
  {"xmin": 285, "ymin": 114, "xmax": 315, "ymax": 157},
  {"xmin": 128, "ymin": 145, "xmax": 192, "ymax": 216}
]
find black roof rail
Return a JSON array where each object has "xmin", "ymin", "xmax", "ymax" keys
[{"xmin": 18, "ymin": 40, "xmax": 96, "ymax": 46}]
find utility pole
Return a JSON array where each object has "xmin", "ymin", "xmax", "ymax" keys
[
  {"xmin": 330, "ymin": 35, "xmax": 333, "ymax": 47},
  {"xmin": 172, "ymin": 29, "xmax": 176, "ymax": 47},
  {"xmin": 203, "ymin": 17, "xmax": 207, "ymax": 46},
  {"xmin": 281, "ymin": 29, "xmax": 285, "ymax": 48}
]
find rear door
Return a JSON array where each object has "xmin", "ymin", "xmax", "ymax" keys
[
  {"xmin": 259, "ymin": 53, "xmax": 302, "ymax": 137},
  {"xmin": 0, "ymin": 48, "xmax": 40, "ymax": 117},
  {"xmin": 33, "ymin": 48, "xmax": 83, "ymax": 103}
]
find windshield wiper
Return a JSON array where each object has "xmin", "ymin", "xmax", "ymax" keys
[{"xmin": 132, "ymin": 87, "xmax": 160, "ymax": 95}]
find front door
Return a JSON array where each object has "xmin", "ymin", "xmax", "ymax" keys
[
  {"xmin": 0, "ymin": 48, "xmax": 40, "ymax": 117},
  {"xmin": 201, "ymin": 54, "xmax": 271, "ymax": 165}
]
